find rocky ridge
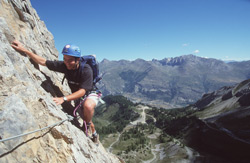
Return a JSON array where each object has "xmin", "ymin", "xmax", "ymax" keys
[
  {"xmin": 0, "ymin": 0, "xmax": 120, "ymax": 162},
  {"xmin": 172, "ymin": 79, "xmax": 250, "ymax": 162}
]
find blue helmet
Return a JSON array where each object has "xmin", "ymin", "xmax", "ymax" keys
[{"xmin": 62, "ymin": 44, "xmax": 81, "ymax": 57}]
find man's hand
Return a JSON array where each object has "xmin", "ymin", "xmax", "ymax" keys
[
  {"xmin": 11, "ymin": 40, "xmax": 27, "ymax": 53},
  {"xmin": 11, "ymin": 40, "xmax": 47, "ymax": 66},
  {"xmin": 53, "ymin": 97, "xmax": 64, "ymax": 105}
]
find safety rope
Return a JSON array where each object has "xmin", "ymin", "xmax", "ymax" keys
[
  {"xmin": 0, "ymin": 114, "xmax": 74, "ymax": 143},
  {"xmin": 72, "ymin": 92, "xmax": 102, "ymax": 137},
  {"xmin": 73, "ymin": 92, "xmax": 102, "ymax": 117}
]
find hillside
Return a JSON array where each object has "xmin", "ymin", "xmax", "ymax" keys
[
  {"xmin": 148, "ymin": 79, "xmax": 250, "ymax": 162},
  {"xmin": 0, "ymin": 0, "xmax": 120, "ymax": 162},
  {"xmin": 94, "ymin": 95, "xmax": 140, "ymax": 137},
  {"xmin": 99, "ymin": 55, "xmax": 250, "ymax": 108}
]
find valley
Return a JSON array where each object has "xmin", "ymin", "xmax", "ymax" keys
[
  {"xmin": 94, "ymin": 79, "xmax": 250, "ymax": 163},
  {"xmin": 94, "ymin": 101, "xmax": 196, "ymax": 163}
]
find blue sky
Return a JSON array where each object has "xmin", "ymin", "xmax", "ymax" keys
[{"xmin": 31, "ymin": 0, "xmax": 250, "ymax": 61}]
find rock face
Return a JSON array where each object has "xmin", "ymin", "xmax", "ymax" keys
[
  {"xmin": 100, "ymin": 55, "xmax": 250, "ymax": 108},
  {"xmin": 0, "ymin": 0, "xmax": 120, "ymax": 162}
]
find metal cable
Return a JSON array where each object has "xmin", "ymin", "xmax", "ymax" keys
[{"xmin": 0, "ymin": 115, "xmax": 73, "ymax": 143}]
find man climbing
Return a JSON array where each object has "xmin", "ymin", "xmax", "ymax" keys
[{"xmin": 11, "ymin": 40, "xmax": 99, "ymax": 143}]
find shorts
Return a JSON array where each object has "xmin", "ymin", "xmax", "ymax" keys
[
  {"xmin": 86, "ymin": 92, "xmax": 101, "ymax": 106},
  {"xmin": 74, "ymin": 92, "xmax": 102, "ymax": 118}
]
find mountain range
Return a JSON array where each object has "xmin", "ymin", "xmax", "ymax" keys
[{"xmin": 99, "ymin": 55, "xmax": 250, "ymax": 108}]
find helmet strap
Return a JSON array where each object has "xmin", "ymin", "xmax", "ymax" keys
[{"xmin": 74, "ymin": 58, "xmax": 79, "ymax": 69}]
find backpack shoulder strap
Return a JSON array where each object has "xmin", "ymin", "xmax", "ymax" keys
[
  {"xmin": 79, "ymin": 57, "xmax": 87, "ymax": 71},
  {"xmin": 62, "ymin": 75, "xmax": 66, "ymax": 85}
]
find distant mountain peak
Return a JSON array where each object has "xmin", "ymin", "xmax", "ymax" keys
[
  {"xmin": 152, "ymin": 54, "xmax": 226, "ymax": 66},
  {"xmin": 100, "ymin": 58, "xmax": 110, "ymax": 63},
  {"xmin": 152, "ymin": 54, "xmax": 197, "ymax": 66}
]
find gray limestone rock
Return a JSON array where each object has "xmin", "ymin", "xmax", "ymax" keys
[{"xmin": 0, "ymin": 0, "xmax": 120, "ymax": 162}]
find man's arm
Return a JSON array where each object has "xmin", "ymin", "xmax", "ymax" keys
[
  {"xmin": 53, "ymin": 88, "xmax": 86, "ymax": 105},
  {"xmin": 11, "ymin": 40, "xmax": 46, "ymax": 66}
]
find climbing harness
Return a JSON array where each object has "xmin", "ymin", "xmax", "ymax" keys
[
  {"xmin": 0, "ymin": 114, "xmax": 73, "ymax": 143},
  {"xmin": 73, "ymin": 92, "xmax": 102, "ymax": 117},
  {"xmin": 73, "ymin": 92, "xmax": 102, "ymax": 137}
]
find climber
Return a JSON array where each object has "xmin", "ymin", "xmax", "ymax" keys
[{"xmin": 11, "ymin": 40, "xmax": 99, "ymax": 144}]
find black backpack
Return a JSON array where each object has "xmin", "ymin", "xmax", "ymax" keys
[{"xmin": 80, "ymin": 55, "xmax": 102, "ymax": 85}]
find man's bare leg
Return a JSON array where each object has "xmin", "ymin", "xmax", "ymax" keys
[{"xmin": 83, "ymin": 98, "xmax": 96, "ymax": 134}]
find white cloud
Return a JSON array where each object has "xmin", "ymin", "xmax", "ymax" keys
[
  {"xmin": 182, "ymin": 43, "xmax": 189, "ymax": 47},
  {"xmin": 193, "ymin": 50, "xmax": 200, "ymax": 54}
]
